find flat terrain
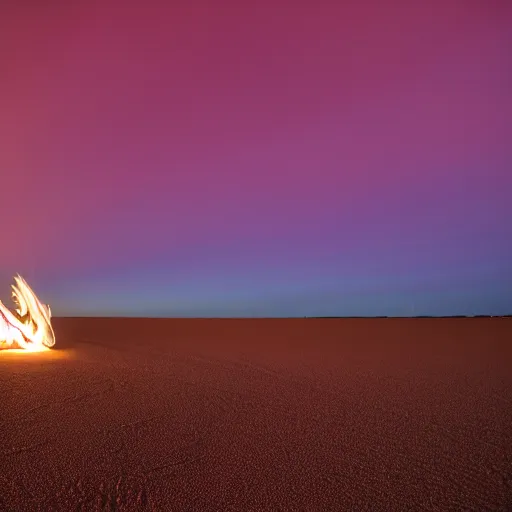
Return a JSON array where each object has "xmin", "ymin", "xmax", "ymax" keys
[{"xmin": 1, "ymin": 318, "xmax": 511, "ymax": 511}]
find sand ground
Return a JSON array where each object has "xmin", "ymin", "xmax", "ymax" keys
[{"xmin": 1, "ymin": 318, "xmax": 511, "ymax": 511}]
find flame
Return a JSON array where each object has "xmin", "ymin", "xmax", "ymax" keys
[{"xmin": 0, "ymin": 275, "xmax": 55, "ymax": 351}]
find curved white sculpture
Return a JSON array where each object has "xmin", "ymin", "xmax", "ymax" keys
[{"xmin": 0, "ymin": 275, "xmax": 55, "ymax": 351}]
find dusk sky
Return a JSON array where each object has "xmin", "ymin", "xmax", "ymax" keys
[{"xmin": 0, "ymin": 2, "xmax": 510, "ymax": 317}]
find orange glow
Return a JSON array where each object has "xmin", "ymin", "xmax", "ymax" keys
[{"xmin": 0, "ymin": 275, "xmax": 55, "ymax": 351}]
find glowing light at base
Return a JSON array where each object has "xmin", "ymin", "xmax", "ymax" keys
[{"xmin": 0, "ymin": 275, "xmax": 55, "ymax": 351}]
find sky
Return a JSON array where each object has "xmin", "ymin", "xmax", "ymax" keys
[{"xmin": 0, "ymin": 1, "xmax": 511, "ymax": 317}]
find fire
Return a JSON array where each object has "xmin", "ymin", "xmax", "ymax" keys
[{"xmin": 0, "ymin": 275, "xmax": 55, "ymax": 351}]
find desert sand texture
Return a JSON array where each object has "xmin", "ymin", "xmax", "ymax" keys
[{"xmin": 1, "ymin": 317, "xmax": 511, "ymax": 511}]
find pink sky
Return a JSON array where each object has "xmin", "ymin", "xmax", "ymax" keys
[{"xmin": 0, "ymin": 1, "xmax": 510, "ymax": 316}]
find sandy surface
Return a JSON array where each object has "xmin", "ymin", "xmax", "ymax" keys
[{"xmin": 1, "ymin": 318, "xmax": 511, "ymax": 511}]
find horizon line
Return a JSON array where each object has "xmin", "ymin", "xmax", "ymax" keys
[{"xmin": 53, "ymin": 315, "xmax": 512, "ymax": 319}]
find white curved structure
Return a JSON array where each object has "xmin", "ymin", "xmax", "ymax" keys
[{"xmin": 0, "ymin": 275, "xmax": 55, "ymax": 351}]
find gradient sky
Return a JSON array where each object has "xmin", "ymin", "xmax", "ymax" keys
[{"xmin": 0, "ymin": 1, "xmax": 511, "ymax": 317}]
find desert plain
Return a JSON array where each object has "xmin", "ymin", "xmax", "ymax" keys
[{"xmin": 1, "ymin": 317, "xmax": 511, "ymax": 511}]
